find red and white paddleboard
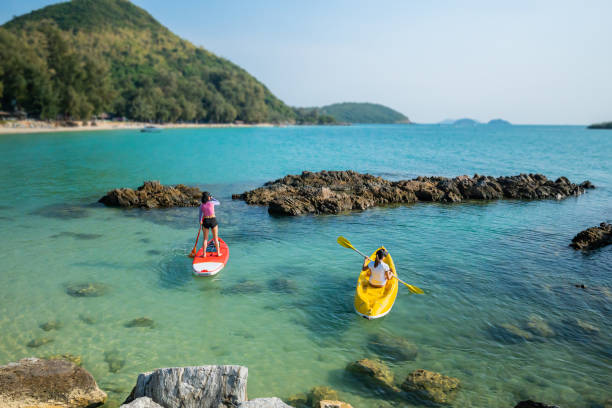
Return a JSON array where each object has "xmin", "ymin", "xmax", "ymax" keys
[{"xmin": 192, "ymin": 238, "xmax": 229, "ymax": 276}]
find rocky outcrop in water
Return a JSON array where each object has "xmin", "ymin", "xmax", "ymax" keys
[
  {"xmin": 0, "ymin": 357, "xmax": 107, "ymax": 408},
  {"xmin": 401, "ymin": 369, "xmax": 460, "ymax": 404},
  {"xmin": 367, "ymin": 332, "xmax": 418, "ymax": 361},
  {"xmin": 125, "ymin": 317, "xmax": 155, "ymax": 328},
  {"xmin": 570, "ymin": 222, "xmax": 612, "ymax": 250},
  {"xmin": 27, "ymin": 337, "xmax": 54, "ymax": 348},
  {"xmin": 66, "ymin": 282, "xmax": 108, "ymax": 297},
  {"xmin": 123, "ymin": 365, "xmax": 248, "ymax": 408},
  {"xmin": 232, "ymin": 171, "xmax": 594, "ymax": 216},
  {"xmin": 286, "ymin": 386, "xmax": 343, "ymax": 408},
  {"xmin": 99, "ymin": 181, "xmax": 201, "ymax": 209},
  {"xmin": 346, "ymin": 358, "xmax": 396, "ymax": 391}
]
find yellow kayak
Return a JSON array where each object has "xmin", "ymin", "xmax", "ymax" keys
[{"xmin": 354, "ymin": 246, "xmax": 399, "ymax": 319}]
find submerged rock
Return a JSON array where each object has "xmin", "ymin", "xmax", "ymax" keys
[
  {"xmin": 27, "ymin": 337, "xmax": 54, "ymax": 348},
  {"xmin": 66, "ymin": 282, "xmax": 108, "ymax": 297},
  {"xmin": 0, "ymin": 357, "xmax": 106, "ymax": 407},
  {"xmin": 367, "ymin": 332, "xmax": 418, "ymax": 361},
  {"xmin": 346, "ymin": 358, "xmax": 396, "ymax": 390},
  {"xmin": 567, "ymin": 318, "xmax": 600, "ymax": 335},
  {"xmin": 123, "ymin": 365, "xmax": 248, "ymax": 408},
  {"xmin": 99, "ymin": 181, "xmax": 202, "ymax": 209},
  {"xmin": 570, "ymin": 222, "xmax": 612, "ymax": 250},
  {"xmin": 40, "ymin": 320, "xmax": 63, "ymax": 331},
  {"xmin": 30, "ymin": 203, "xmax": 90, "ymax": 219},
  {"xmin": 309, "ymin": 387, "xmax": 339, "ymax": 408},
  {"xmin": 286, "ymin": 393, "xmax": 309, "ymax": 408},
  {"xmin": 268, "ymin": 278, "xmax": 299, "ymax": 294},
  {"xmin": 125, "ymin": 317, "xmax": 155, "ymax": 328},
  {"xmin": 232, "ymin": 170, "xmax": 593, "ymax": 216},
  {"xmin": 221, "ymin": 281, "xmax": 265, "ymax": 295},
  {"xmin": 401, "ymin": 369, "xmax": 460, "ymax": 404},
  {"xmin": 51, "ymin": 231, "xmax": 103, "ymax": 240},
  {"xmin": 488, "ymin": 323, "xmax": 533, "ymax": 343},
  {"xmin": 79, "ymin": 314, "xmax": 97, "ymax": 325},
  {"xmin": 47, "ymin": 353, "xmax": 83, "ymax": 366},
  {"xmin": 526, "ymin": 315, "xmax": 555, "ymax": 338},
  {"xmin": 104, "ymin": 350, "xmax": 126, "ymax": 373},
  {"xmin": 514, "ymin": 400, "xmax": 560, "ymax": 408}
]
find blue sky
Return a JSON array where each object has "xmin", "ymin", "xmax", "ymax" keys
[{"xmin": 2, "ymin": 0, "xmax": 611, "ymax": 124}]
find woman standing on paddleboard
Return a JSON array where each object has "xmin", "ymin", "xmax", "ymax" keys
[{"xmin": 199, "ymin": 191, "xmax": 222, "ymax": 256}]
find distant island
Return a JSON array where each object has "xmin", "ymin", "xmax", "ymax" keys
[
  {"xmin": 0, "ymin": 0, "xmax": 410, "ymax": 127},
  {"xmin": 320, "ymin": 102, "xmax": 410, "ymax": 124},
  {"xmin": 453, "ymin": 118, "xmax": 480, "ymax": 127},
  {"xmin": 438, "ymin": 118, "xmax": 512, "ymax": 126},
  {"xmin": 487, "ymin": 118, "xmax": 511, "ymax": 126},
  {"xmin": 587, "ymin": 121, "xmax": 612, "ymax": 129}
]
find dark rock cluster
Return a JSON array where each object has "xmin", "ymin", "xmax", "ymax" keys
[
  {"xmin": 570, "ymin": 222, "xmax": 612, "ymax": 250},
  {"xmin": 232, "ymin": 170, "xmax": 594, "ymax": 216},
  {"xmin": 99, "ymin": 181, "xmax": 201, "ymax": 209}
]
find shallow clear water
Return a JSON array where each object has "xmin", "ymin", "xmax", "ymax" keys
[{"xmin": 0, "ymin": 125, "xmax": 610, "ymax": 407}]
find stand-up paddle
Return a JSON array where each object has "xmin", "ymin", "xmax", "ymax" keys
[{"xmin": 188, "ymin": 227, "xmax": 201, "ymax": 258}]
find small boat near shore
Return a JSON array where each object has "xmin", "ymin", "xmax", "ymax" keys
[
  {"xmin": 354, "ymin": 246, "xmax": 398, "ymax": 319},
  {"xmin": 141, "ymin": 125, "xmax": 162, "ymax": 133}
]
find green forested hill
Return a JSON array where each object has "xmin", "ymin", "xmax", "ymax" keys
[
  {"xmin": 320, "ymin": 102, "xmax": 410, "ymax": 124},
  {"xmin": 0, "ymin": 0, "xmax": 294, "ymax": 123}
]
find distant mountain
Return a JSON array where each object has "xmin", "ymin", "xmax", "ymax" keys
[
  {"xmin": 438, "ymin": 118, "xmax": 512, "ymax": 126},
  {"xmin": 587, "ymin": 121, "xmax": 612, "ymax": 129},
  {"xmin": 0, "ymin": 0, "xmax": 294, "ymax": 123},
  {"xmin": 320, "ymin": 102, "xmax": 410, "ymax": 124},
  {"xmin": 487, "ymin": 118, "xmax": 511, "ymax": 126},
  {"xmin": 453, "ymin": 118, "xmax": 480, "ymax": 126}
]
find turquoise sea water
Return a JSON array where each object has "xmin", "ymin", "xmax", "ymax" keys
[{"xmin": 0, "ymin": 125, "xmax": 610, "ymax": 407}]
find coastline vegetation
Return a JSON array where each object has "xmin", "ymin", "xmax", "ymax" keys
[
  {"xmin": 587, "ymin": 121, "xmax": 612, "ymax": 129},
  {"xmin": 0, "ymin": 0, "xmax": 409, "ymax": 127},
  {"xmin": 0, "ymin": 0, "xmax": 294, "ymax": 123},
  {"xmin": 320, "ymin": 102, "xmax": 410, "ymax": 124}
]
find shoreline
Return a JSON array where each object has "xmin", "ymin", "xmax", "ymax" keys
[{"xmin": 0, "ymin": 120, "xmax": 277, "ymax": 135}]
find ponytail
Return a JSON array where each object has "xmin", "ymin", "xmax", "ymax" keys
[{"xmin": 374, "ymin": 249, "xmax": 385, "ymax": 268}]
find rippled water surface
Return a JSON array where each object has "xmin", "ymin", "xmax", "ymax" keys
[{"xmin": 0, "ymin": 125, "xmax": 610, "ymax": 407}]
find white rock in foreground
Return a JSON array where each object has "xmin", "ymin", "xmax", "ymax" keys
[
  {"xmin": 238, "ymin": 397, "xmax": 294, "ymax": 408},
  {"xmin": 124, "ymin": 365, "xmax": 248, "ymax": 408},
  {"xmin": 121, "ymin": 397, "xmax": 164, "ymax": 408}
]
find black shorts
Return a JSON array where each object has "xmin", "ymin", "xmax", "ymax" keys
[{"xmin": 202, "ymin": 217, "xmax": 218, "ymax": 229}]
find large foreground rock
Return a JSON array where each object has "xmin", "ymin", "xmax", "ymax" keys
[
  {"xmin": 121, "ymin": 397, "xmax": 164, "ymax": 408},
  {"xmin": 401, "ymin": 369, "xmax": 460, "ymax": 404},
  {"xmin": 232, "ymin": 170, "xmax": 593, "ymax": 215},
  {"xmin": 570, "ymin": 222, "xmax": 612, "ymax": 250},
  {"xmin": 0, "ymin": 357, "xmax": 107, "ymax": 408},
  {"xmin": 123, "ymin": 365, "xmax": 248, "ymax": 408},
  {"xmin": 99, "ymin": 181, "xmax": 201, "ymax": 208}
]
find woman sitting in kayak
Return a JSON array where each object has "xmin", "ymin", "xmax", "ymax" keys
[
  {"xmin": 362, "ymin": 249, "xmax": 393, "ymax": 287},
  {"xmin": 199, "ymin": 191, "xmax": 221, "ymax": 256}
]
